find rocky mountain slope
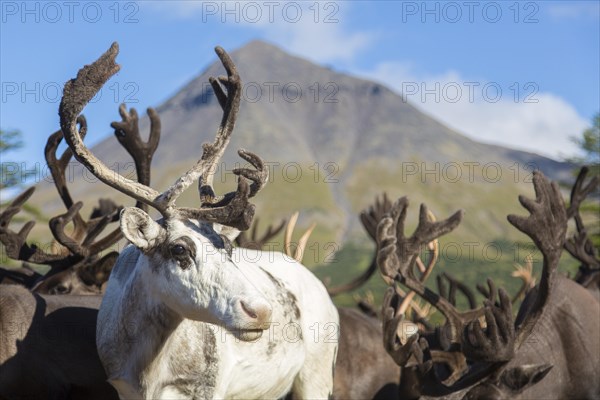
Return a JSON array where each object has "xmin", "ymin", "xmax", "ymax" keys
[{"xmin": 29, "ymin": 40, "xmax": 573, "ymax": 267}]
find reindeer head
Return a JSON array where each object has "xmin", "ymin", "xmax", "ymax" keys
[
  {"xmin": 33, "ymin": 252, "xmax": 118, "ymax": 295},
  {"xmin": 118, "ymin": 208, "xmax": 272, "ymax": 334},
  {"xmin": 58, "ymin": 43, "xmax": 272, "ymax": 337}
]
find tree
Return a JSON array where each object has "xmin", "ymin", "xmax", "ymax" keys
[
  {"xmin": 1, "ymin": 129, "xmax": 25, "ymax": 190},
  {"xmin": 569, "ymin": 113, "xmax": 600, "ymax": 174},
  {"xmin": 567, "ymin": 114, "xmax": 600, "ymax": 252},
  {"xmin": 0, "ymin": 129, "xmax": 23, "ymax": 153}
]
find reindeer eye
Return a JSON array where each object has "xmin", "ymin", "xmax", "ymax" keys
[
  {"xmin": 170, "ymin": 244, "xmax": 187, "ymax": 257},
  {"xmin": 53, "ymin": 284, "xmax": 70, "ymax": 295},
  {"xmin": 168, "ymin": 238, "xmax": 196, "ymax": 270}
]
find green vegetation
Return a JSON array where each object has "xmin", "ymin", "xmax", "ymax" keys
[
  {"xmin": 565, "ymin": 113, "xmax": 600, "ymax": 251},
  {"xmin": 568, "ymin": 112, "xmax": 600, "ymax": 174},
  {"xmin": 0, "ymin": 129, "xmax": 23, "ymax": 153},
  {"xmin": 1, "ymin": 129, "xmax": 47, "ymax": 251},
  {"xmin": 344, "ymin": 158, "xmax": 535, "ymax": 244},
  {"xmin": 314, "ymin": 237, "xmax": 582, "ymax": 317},
  {"xmin": 1, "ymin": 128, "xmax": 24, "ymax": 190},
  {"xmin": 581, "ymin": 203, "xmax": 600, "ymax": 250}
]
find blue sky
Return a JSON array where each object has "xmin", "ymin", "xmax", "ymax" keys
[{"xmin": 1, "ymin": 0, "xmax": 599, "ymax": 176}]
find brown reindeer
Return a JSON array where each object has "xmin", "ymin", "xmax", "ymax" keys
[
  {"xmin": 0, "ymin": 285, "xmax": 119, "ymax": 399},
  {"xmin": 0, "ymin": 107, "xmax": 159, "ymax": 295},
  {"xmin": 378, "ymin": 171, "xmax": 600, "ymax": 399},
  {"xmin": 0, "ymin": 105, "xmax": 160, "ymax": 399},
  {"xmin": 0, "ymin": 263, "xmax": 42, "ymax": 287}
]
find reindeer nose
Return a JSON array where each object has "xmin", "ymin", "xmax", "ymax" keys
[{"xmin": 239, "ymin": 299, "xmax": 272, "ymax": 329}]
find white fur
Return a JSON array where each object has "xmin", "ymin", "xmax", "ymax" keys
[{"xmin": 97, "ymin": 217, "xmax": 338, "ymax": 400}]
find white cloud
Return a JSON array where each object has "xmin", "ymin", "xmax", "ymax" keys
[
  {"xmin": 140, "ymin": 1, "xmax": 374, "ymax": 64},
  {"xmin": 358, "ymin": 62, "xmax": 587, "ymax": 160},
  {"xmin": 261, "ymin": 18, "xmax": 374, "ymax": 64}
]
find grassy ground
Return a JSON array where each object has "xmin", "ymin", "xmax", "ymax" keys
[{"xmin": 313, "ymin": 238, "xmax": 582, "ymax": 314}]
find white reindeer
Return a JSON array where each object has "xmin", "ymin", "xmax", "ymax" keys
[{"xmin": 58, "ymin": 43, "xmax": 338, "ymax": 399}]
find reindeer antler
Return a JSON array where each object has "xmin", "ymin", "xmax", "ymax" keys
[
  {"xmin": 361, "ymin": 192, "xmax": 393, "ymax": 240},
  {"xmin": 59, "ymin": 43, "xmax": 265, "ymax": 230},
  {"xmin": 0, "ymin": 265, "xmax": 42, "ymax": 287},
  {"xmin": 382, "ymin": 265, "xmax": 516, "ymax": 391},
  {"xmin": 382, "ymin": 286, "xmax": 421, "ymax": 366},
  {"xmin": 1, "ymin": 131, "xmax": 124, "ymax": 278},
  {"xmin": 326, "ymin": 194, "xmax": 393, "ymax": 296},
  {"xmin": 564, "ymin": 167, "xmax": 600, "ymax": 287},
  {"xmin": 235, "ymin": 217, "xmax": 287, "ymax": 250},
  {"xmin": 397, "ymin": 210, "xmax": 439, "ymax": 315},
  {"xmin": 377, "ymin": 197, "xmax": 475, "ymax": 346},
  {"xmin": 44, "ymin": 122, "xmax": 123, "ymax": 263},
  {"xmin": 2, "ymin": 59, "xmax": 164, "ymax": 286},
  {"xmin": 566, "ymin": 166, "xmax": 599, "ymax": 220},
  {"xmin": 380, "ymin": 172, "xmax": 565, "ymax": 393},
  {"xmin": 110, "ymin": 103, "xmax": 160, "ymax": 211},
  {"xmin": 0, "ymin": 188, "xmax": 69, "ymax": 267},
  {"xmin": 195, "ymin": 49, "xmax": 268, "ymax": 209},
  {"xmin": 283, "ymin": 212, "xmax": 316, "ymax": 263},
  {"xmin": 383, "ymin": 285, "xmax": 514, "ymax": 390},
  {"xmin": 438, "ymin": 273, "xmax": 477, "ymax": 310},
  {"xmin": 507, "ymin": 171, "xmax": 566, "ymax": 348},
  {"xmin": 325, "ymin": 193, "xmax": 440, "ymax": 298},
  {"xmin": 510, "ymin": 255, "xmax": 536, "ymax": 303}
]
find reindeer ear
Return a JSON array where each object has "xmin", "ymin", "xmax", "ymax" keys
[
  {"xmin": 212, "ymin": 223, "xmax": 241, "ymax": 242},
  {"xmin": 501, "ymin": 364, "xmax": 553, "ymax": 393},
  {"xmin": 120, "ymin": 207, "xmax": 165, "ymax": 251},
  {"xmin": 80, "ymin": 251, "xmax": 119, "ymax": 286}
]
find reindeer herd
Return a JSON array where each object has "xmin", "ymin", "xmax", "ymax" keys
[{"xmin": 0, "ymin": 43, "xmax": 598, "ymax": 400}]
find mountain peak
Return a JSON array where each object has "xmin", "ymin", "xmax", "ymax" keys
[
  {"xmin": 34, "ymin": 39, "xmax": 571, "ymax": 253},
  {"xmin": 233, "ymin": 39, "xmax": 284, "ymax": 55},
  {"xmin": 226, "ymin": 39, "xmax": 320, "ymax": 77}
]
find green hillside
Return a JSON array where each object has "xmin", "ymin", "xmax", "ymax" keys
[{"xmin": 6, "ymin": 40, "xmax": 592, "ymax": 309}]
